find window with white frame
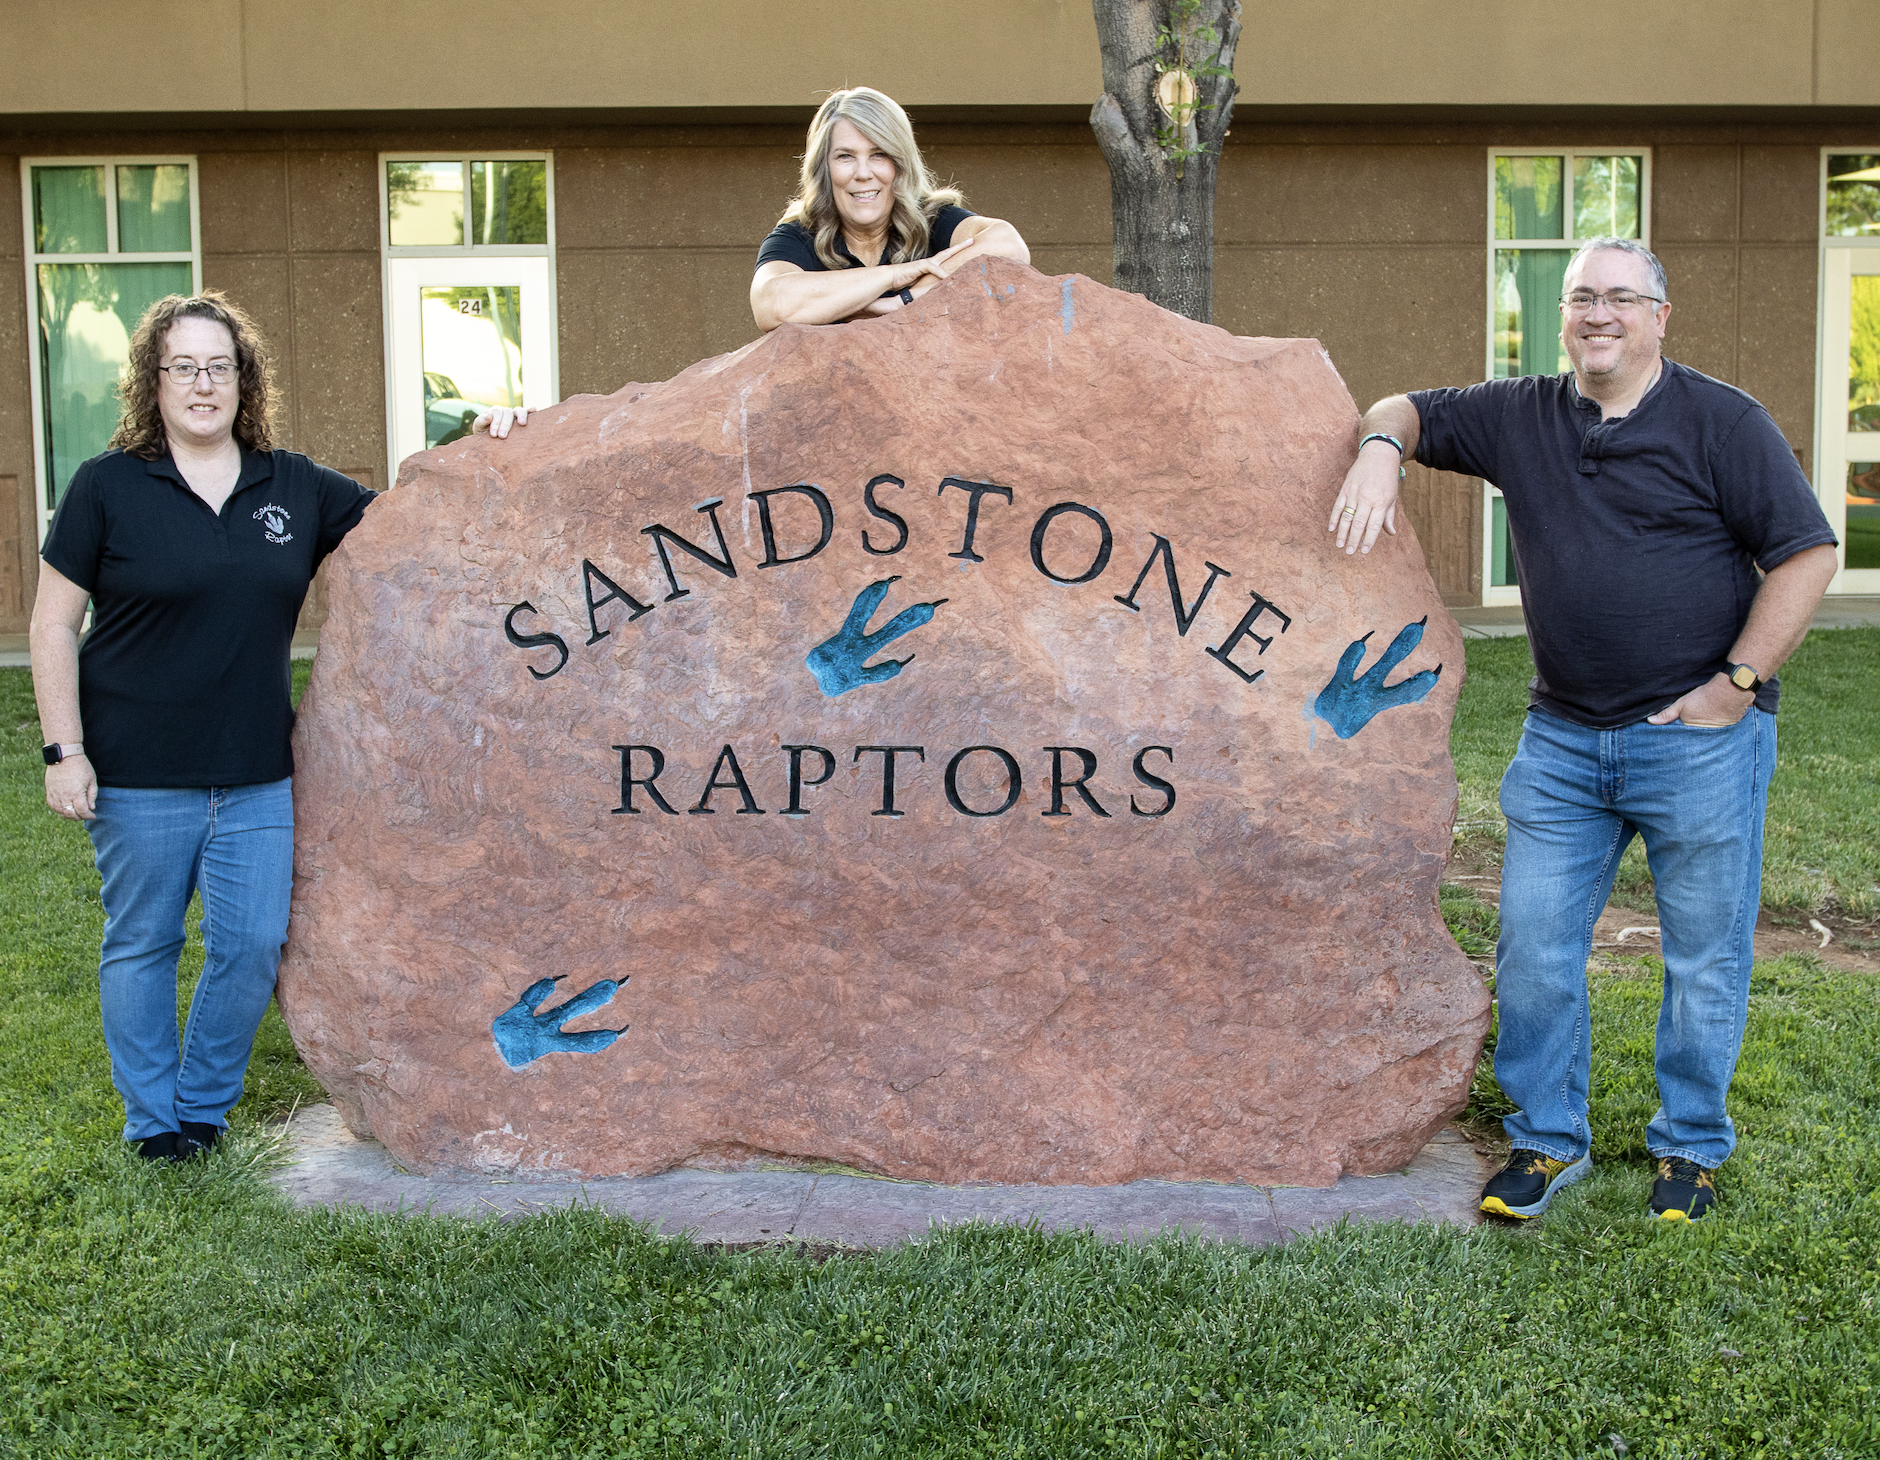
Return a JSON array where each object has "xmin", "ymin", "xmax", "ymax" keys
[
  {"xmin": 21, "ymin": 157, "xmax": 200, "ymax": 541},
  {"xmin": 1482, "ymin": 149, "xmax": 1651, "ymax": 600},
  {"xmin": 1819, "ymin": 152, "xmax": 1880, "ymax": 590}
]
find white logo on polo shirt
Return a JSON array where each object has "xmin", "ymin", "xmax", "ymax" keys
[{"xmin": 254, "ymin": 503, "xmax": 293, "ymax": 545}]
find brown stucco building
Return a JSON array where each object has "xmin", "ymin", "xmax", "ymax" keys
[{"xmin": 5, "ymin": 0, "xmax": 1878, "ymax": 630}]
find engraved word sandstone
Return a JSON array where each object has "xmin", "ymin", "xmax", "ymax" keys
[{"xmin": 278, "ymin": 258, "xmax": 1489, "ymax": 1186}]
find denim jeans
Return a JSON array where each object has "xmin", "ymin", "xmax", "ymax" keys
[
  {"xmin": 86, "ymin": 780, "xmax": 294, "ymax": 1142},
  {"xmin": 1495, "ymin": 707, "xmax": 1774, "ymax": 1170}
]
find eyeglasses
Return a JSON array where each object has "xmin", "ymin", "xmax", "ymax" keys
[
  {"xmin": 159, "ymin": 361, "xmax": 237, "ymax": 384},
  {"xmin": 1560, "ymin": 289, "xmax": 1664, "ymax": 314}
]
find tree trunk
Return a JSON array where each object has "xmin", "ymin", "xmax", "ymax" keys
[{"xmin": 1089, "ymin": 0, "xmax": 1241, "ymax": 324}]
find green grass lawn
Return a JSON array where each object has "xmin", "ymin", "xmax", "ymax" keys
[
  {"xmin": 1451, "ymin": 629, "xmax": 1880, "ymax": 918},
  {"xmin": 3, "ymin": 643, "xmax": 1878, "ymax": 1459}
]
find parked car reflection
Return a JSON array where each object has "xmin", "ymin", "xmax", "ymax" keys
[{"xmin": 424, "ymin": 371, "xmax": 484, "ymax": 448}]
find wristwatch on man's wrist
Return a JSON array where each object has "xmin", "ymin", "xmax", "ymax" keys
[
  {"xmin": 1724, "ymin": 662, "xmax": 1765, "ymax": 693},
  {"xmin": 41, "ymin": 741, "xmax": 84, "ymax": 765}
]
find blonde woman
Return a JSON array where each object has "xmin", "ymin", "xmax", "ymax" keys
[
  {"xmin": 750, "ymin": 87, "xmax": 1030, "ymax": 331},
  {"xmin": 476, "ymin": 89, "xmax": 1030, "ymax": 439}
]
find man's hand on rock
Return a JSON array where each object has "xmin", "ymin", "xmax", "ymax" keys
[
  {"xmin": 1329, "ymin": 439, "xmax": 1402, "ymax": 556},
  {"xmin": 473, "ymin": 405, "xmax": 530, "ymax": 439},
  {"xmin": 1646, "ymin": 673, "xmax": 1754, "ymax": 728}
]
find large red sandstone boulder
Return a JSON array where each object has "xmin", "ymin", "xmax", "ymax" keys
[{"xmin": 279, "ymin": 257, "xmax": 1488, "ymax": 1186}]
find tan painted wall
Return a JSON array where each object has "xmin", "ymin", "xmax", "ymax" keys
[
  {"xmin": 0, "ymin": 115, "xmax": 1850, "ymax": 626},
  {"xmin": 4, "ymin": 1, "xmax": 1877, "ymax": 114}
]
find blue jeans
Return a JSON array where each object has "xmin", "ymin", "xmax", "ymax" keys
[
  {"xmin": 86, "ymin": 780, "xmax": 294, "ymax": 1142},
  {"xmin": 1495, "ymin": 708, "xmax": 1774, "ymax": 1170}
]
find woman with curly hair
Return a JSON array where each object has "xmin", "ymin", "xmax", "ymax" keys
[
  {"xmin": 749, "ymin": 86, "xmax": 1031, "ymax": 331},
  {"xmin": 29, "ymin": 290, "xmax": 374, "ymax": 1163}
]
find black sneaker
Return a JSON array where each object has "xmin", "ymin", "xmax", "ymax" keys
[
  {"xmin": 1650, "ymin": 1157, "xmax": 1716, "ymax": 1222},
  {"xmin": 177, "ymin": 1121, "xmax": 223, "ymax": 1160},
  {"xmin": 135, "ymin": 1131, "xmax": 182, "ymax": 1163},
  {"xmin": 1479, "ymin": 1148, "xmax": 1593, "ymax": 1220}
]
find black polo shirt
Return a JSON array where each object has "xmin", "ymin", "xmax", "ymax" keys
[
  {"xmin": 42, "ymin": 447, "xmax": 374, "ymax": 788},
  {"xmin": 755, "ymin": 204, "xmax": 976, "ymax": 288},
  {"xmin": 1411, "ymin": 361, "xmax": 1837, "ymax": 728}
]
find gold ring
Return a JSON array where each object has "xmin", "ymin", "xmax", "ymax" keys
[{"xmin": 1341, "ymin": 507, "xmax": 1357, "ymax": 517}]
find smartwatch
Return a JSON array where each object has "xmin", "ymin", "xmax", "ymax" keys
[
  {"xmin": 1725, "ymin": 662, "xmax": 1764, "ymax": 693},
  {"xmin": 42, "ymin": 741, "xmax": 84, "ymax": 765}
]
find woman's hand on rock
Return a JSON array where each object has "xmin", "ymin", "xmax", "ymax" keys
[
  {"xmin": 859, "ymin": 242, "xmax": 978, "ymax": 317},
  {"xmin": 885, "ymin": 240, "xmax": 972, "ymax": 292},
  {"xmin": 46, "ymin": 756, "xmax": 97, "ymax": 821},
  {"xmin": 473, "ymin": 406, "xmax": 531, "ymax": 439}
]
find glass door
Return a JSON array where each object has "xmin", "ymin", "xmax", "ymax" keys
[
  {"xmin": 1819, "ymin": 153, "xmax": 1880, "ymax": 593},
  {"xmin": 379, "ymin": 155, "xmax": 557, "ymax": 479},
  {"xmin": 385, "ymin": 256, "xmax": 554, "ymax": 469}
]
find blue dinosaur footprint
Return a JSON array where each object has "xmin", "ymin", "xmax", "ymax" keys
[
  {"xmin": 491, "ymin": 976, "xmax": 628, "ymax": 1071},
  {"xmin": 806, "ymin": 577, "xmax": 948, "ymax": 696},
  {"xmin": 1313, "ymin": 618, "xmax": 1443, "ymax": 739}
]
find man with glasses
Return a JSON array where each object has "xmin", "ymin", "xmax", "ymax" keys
[{"xmin": 1329, "ymin": 237, "xmax": 1838, "ymax": 1223}]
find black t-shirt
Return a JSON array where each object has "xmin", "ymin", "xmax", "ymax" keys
[
  {"xmin": 1410, "ymin": 361, "xmax": 1837, "ymax": 728},
  {"xmin": 755, "ymin": 204, "xmax": 977, "ymax": 285},
  {"xmin": 42, "ymin": 446, "xmax": 374, "ymax": 787}
]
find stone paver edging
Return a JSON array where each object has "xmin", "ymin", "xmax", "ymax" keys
[{"xmin": 269, "ymin": 1105, "xmax": 1495, "ymax": 1247}]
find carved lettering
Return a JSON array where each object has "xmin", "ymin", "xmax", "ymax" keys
[
  {"xmin": 1206, "ymin": 591, "xmax": 1293, "ymax": 684},
  {"xmin": 1042, "ymin": 746, "xmax": 1111, "ymax": 818},
  {"xmin": 581, "ymin": 559, "xmax": 654, "ymax": 644},
  {"xmin": 1030, "ymin": 502, "xmax": 1114, "ymax": 585},
  {"xmin": 642, "ymin": 499, "xmax": 738, "ymax": 602},
  {"xmin": 504, "ymin": 601, "xmax": 569, "ymax": 680},
  {"xmin": 944, "ymin": 745, "xmax": 1023, "ymax": 817},
  {"xmin": 938, "ymin": 477, "xmax": 1013, "ymax": 563},
  {"xmin": 690, "ymin": 744, "xmax": 766, "ymax": 815},
  {"xmin": 781, "ymin": 743, "xmax": 837, "ymax": 816},
  {"xmin": 1113, "ymin": 535, "xmax": 1231, "ymax": 636},
  {"xmin": 1130, "ymin": 746, "xmax": 1176, "ymax": 817},
  {"xmin": 854, "ymin": 744, "xmax": 925, "ymax": 818},
  {"xmin": 750, "ymin": 484, "xmax": 834, "ymax": 569},
  {"xmin": 612, "ymin": 744, "xmax": 678, "ymax": 815},
  {"xmin": 861, "ymin": 473, "xmax": 910, "ymax": 556}
]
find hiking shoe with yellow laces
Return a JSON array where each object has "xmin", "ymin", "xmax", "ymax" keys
[
  {"xmin": 1479, "ymin": 1149, "xmax": 1593, "ymax": 1220},
  {"xmin": 1650, "ymin": 1157, "xmax": 1717, "ymax": 1222}
]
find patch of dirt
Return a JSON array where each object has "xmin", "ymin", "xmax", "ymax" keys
[{"xmin": 1444, "ymin": 847, "xmax": 1880, "ymax": 976}]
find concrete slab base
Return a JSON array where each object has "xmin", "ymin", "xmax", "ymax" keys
[{"xmin": 267, "ymin": 1104, "xmax": 1497, "ymax": 1248}]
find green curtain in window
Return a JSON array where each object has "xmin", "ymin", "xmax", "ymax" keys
[
  {"xmin": 117, "ymin": 164, "xmax": 192, "ymax": 253},
  {"xmin": 33, "ymin": 166, "xmax": 108, "ymax": 254},
  {"xmin": 1495, "ymin": 157, "xmax": 1562, "ymax": 240},
  {"xmin": 1494, "ymin": 249, "xmax": 1570, "ymax": 379},
  {"xmin": 37, "ymin": 261, "xmax": 193, "ymax": 509}
]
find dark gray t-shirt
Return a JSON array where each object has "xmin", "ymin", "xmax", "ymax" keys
[{"xmin": 1410, "ymin": 362, "xmax": 1837, "ymax": 728}]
